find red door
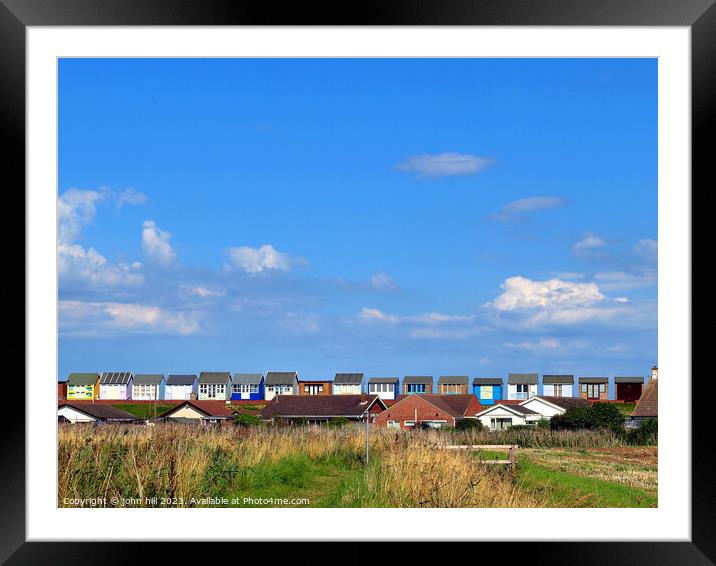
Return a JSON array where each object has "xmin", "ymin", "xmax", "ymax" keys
[{"xmin": 617, "ymin": 383, "xmax": 642, "ymax": 403}]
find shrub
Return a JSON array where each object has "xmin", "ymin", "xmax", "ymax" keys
[
  {"xmin": 551, "ymin": 403, "xmax": 624, "ymax": 432},
  {"xmin": 233, "ymin": 413, "xmax": 263, "ymax": 427},
  {"xmin": 624, "ymin": 418, "xmax": 658, "ymax": 445},
  {"xmin": 455, "ymin": 418, "xmax": 483, "ymax": 430},
  {"xmin": 324, "ymin": 417, "xmax": 350, "ymax": 428}
]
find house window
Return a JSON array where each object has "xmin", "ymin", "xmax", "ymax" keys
[
  {"xmin": 387, "ymin": 420, "xmax": 400, "ymax": 429},
  {"xmin": 406, "ymin": 384, "xmax": 426, "ymax": 394},
  {"xmin": 585, "ymin": 384, "xmax": 602, "ymax": 399},
  {"xmin": 479, "ymin": 386, "xmax": 493, "ymax": 399},
  {"xmin": 233, "ymin": 384, "xmax": 259, "ymax": 394},
  {"xmin": 306, "ymin": 384, "xmax": 323, "ymax": 395},
  {"xmin": 403, "ymin": 420, "xmax": 415, "ymax": 427},
  {"xmin": 442, "ymin": 384, "xmax": 461, "ymax": 394},
  {"xmin": 553, "ymin": 384, "xmax": 563, "ymax": 397},
  {"xmin": 490, "ymin": 417, "xmax": 512, "ymax": 430}
]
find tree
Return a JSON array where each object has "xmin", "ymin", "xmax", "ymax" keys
[{"xmin": 233, "ymin": 413, "xmax": 262, "ymax": 427}]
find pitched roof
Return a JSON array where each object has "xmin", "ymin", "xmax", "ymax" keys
[
  {"xmin": 368, "ymin": 377, "xmax": 399, "ymax": 384},
  {"xmin": 403, "ymin": 376, "xmax": 433, "ymax": 385},
  {"xmin": 100, "ymin": 371, "xmax": 133, "ymax": 385},
  {"xmin": 473, "ymin": 377, "xmax": 503, "ymax": 386},
  {"xmin": 479, "ymin": 403, "xmax": 540, "ymax": 416},
  {"xmin": 614, "ymin": 376, "xmax": 644, "ymax": 384},
  {"xmin": 232, "ymin": 373, "xmax": 264, "ymax": 385},
  {"xmin": 199, "ymin": 372, "xmax": 231, "ymax": 384},
  {"xmin": 166, "ymin": 374, "xmax": 198, "ymax": 386},
  {"xmin": 508, "ymin": 373, "xmax": 538, "ymax": 384},
  {"xmin": 159, "ymin": 400, "xmax": 235, "ymax": 418},
  {"xmin": 438, "ymin": 376, "xmax": 468, "ymax": 385},
  {"xmin": 68, "ymin": 373, "xmax": 99, "ymax": 385},
  {"xmin": 579, "ymin": 377, "xmax": 609, "ymax": 384},
  {"xmin": 133, "ymin": 374, "xmax": 165, "ymax": 385},
  {"xmin": 542, "ymin": 374, "xmax": 574, "ymax": 384},
  {"xmin": 334, "ymin": 373, "xmax": 364, "ymax": 385},
  {"xmin": 265, "ymin": 372, "xmax": 298, "ymax": 385},
  {"xmin": 58, "ymin": 402, "xmax": 138, "ymax": 421},
  {"xmin": 631, "ymin": 378, "xmax": 658, "ymax": 418},
  {"xmin": 391, "ymin": 394, "xmax": 478, "ymax": 417},
  {"xmin": 526, "ymin": 396, "xmax": 591, "ymax": 410},
  {"xmin": 260, "ymin": 394, "xmax": 385, "ymax": 419}
]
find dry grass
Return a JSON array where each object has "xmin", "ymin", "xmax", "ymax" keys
[
  {"xmin": 58, "ymin": 424, "xmax": 544, "ymax": 508},
  {"xmin": 522, "ymin": 447, "xmax": 658, "ymax": 491}
]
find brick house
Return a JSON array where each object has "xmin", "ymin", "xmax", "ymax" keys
[
  {"xmin": 578, "ymin": 377, "xmax": 609, "ymax": 401},
  {"xmin": 614, "ymin": 376, "xmax": 644, "ymax": 403},
  {"xmin": 437, "ymin": 376, "xmax": 469, "ymax": 395},
  {"xmin": 298, "ymin": 379, "xmax": 333, "ymax": 396},
  {"xmin": 260, "ymin": 394, "xmax": 386, "ymax": 424},
  {"xmin": 374, "ymin": 394, "xmax": 481, "ymax": 429}
]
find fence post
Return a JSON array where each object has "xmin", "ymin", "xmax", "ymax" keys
[{"xmin": 509, "ymin": 445, "xmax": 516, "ymax": 465}]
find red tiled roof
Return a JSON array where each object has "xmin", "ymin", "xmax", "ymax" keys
[
  {"xmin": 388, "ymin": 394, "xmax": 479, "ymax": 418},
  {"xmin": 58, "ymin": 402, "xmax": 138, "ymax": 421},
  {"xmin": 260, "ymin": 394, "xmax": 384, "ymax": 419},
  {"xmin": 632, "ymin": 378, "xmax": 658, "ymax": 418},
  {"xmin": 159, "ymin": 400, "xmax": 235, "ymax": 418}
]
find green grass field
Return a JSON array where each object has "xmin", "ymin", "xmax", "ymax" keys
[{"xmin": 114, "ymin": 403, "xmax": 176, "ymax": 420}]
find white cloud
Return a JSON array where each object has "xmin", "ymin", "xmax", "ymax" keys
[
  {"xmin": 573, "ymin": 233, "xmax": 606, "ymax": 252},
  {"xmin": 189, "ymin": 286, "xmax": 225, "ymax": 298},
  {"xmin": 593, "ymin": 271, "xmax": 657, "ymax": 291},
  {"xmin": 142, "ymin": 220, "xmax": 176, "ymax": 266},
  {"xmin": 489, "ymin": 276, "xmax": 605, "ymax": 311},
  {"xmin": 278, "ymin": 312, "xmax": 320, "ymax": 334},
  {"xmin": 397, "ymin": 152, "xmax": 494, "ymax": 178},
  {"xmin": 359, "ymin": 307, "xmax": 400, "ymax": 324},
  {"xmin": 369, "ymin": 272, "xmax": 398, "ymax": 290},
  {"xmin": 614, "ymin": 296, "xmax": 631, "ymax": 303},
  {"xmin": 504, "ymin": 337, "xmax": 561, "ymax": 351},
  {"xmin": 409, "ymin": 327, "xmax": 481, "ymax": 340},
  {"xmin": 117, "ymin": 188, "xmax": 148, "ymax": 207},
  {"xmin": 490, "ymin": 196, "xmax": 566, "ymax": 222},
  {"xmin": 59, "ymin": 300, "xmax": 201, "ymax": 336},
  {"xmin": 634, "ymin": 238, "xmax": 658, "ymax": 263},
  {"xmin": 58, "ymin": 188, "xmax": 144, "ymax": 287},
  {"xmin": 226, "ymin": 244, "xmax": 295, "ymax": 274}
]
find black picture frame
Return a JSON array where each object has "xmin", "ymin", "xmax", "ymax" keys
[{"xmin": 5, "ymin": 0, "xmax": 706, "ymax": 563}]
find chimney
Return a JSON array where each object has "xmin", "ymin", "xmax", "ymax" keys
[{"xmin": 651, "ymin": 365, "xmax": 658, "ymax": 380}]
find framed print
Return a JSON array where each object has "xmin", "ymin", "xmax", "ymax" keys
[{"xmin": 5, "ymin": 0, "xmax": 709, "ymax": 563}]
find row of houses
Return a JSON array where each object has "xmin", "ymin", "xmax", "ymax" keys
[
  {"xmin": 58, "ymin": 370, "xmax": 659, "ymax": 430},
  {"xmin": 59, "ymin": 369, "xmax": 657, "ymax": 403}
]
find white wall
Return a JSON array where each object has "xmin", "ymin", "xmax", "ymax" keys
[
  {"xmin": 507, "ymin": 383, "xmax": 538, "ymax": 400},
  {"xmin": 543, "ymin": 384, "xmax": 573, "ymax": 397},
  {"xmin": 476, "ymin": 406, "xmax": 527, "ymax": 429},
  {"xmin": 58, "ymin": 405, "xmax": 96, "ymax": 424},
  {"xmin": 520, "ymin": 397, "xmax": 565, "ymax": 418}
]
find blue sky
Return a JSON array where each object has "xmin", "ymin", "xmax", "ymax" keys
[{"xmin": 58, "ymin": 58, "xmax": 657, "ymax": 381}]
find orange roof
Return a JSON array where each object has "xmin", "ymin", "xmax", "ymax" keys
[{"xmin": 632, "ymin": 378, "xmax": 658, "ymax": 418}]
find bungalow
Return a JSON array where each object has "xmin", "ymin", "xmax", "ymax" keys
[
  {"xmin": 402, "ymin": 376, "xmax": 433, "ymax": 395},
  {"xmin": 58, "ymin": 377, "xmax": 68, "ymax": 400},
  {"xmin": 519, "ymin": 395, "xmax": 590, "ymax": 418},
  {"xmin": 132, "ymin": 374, "xmax": 166, "ymax": 401},
  {"xmin": 198, "ymin": 371, "xmax": 232, "ymax": 401},
  {"xmin": 437, "ymin": 376, "xmax": 469, "ymax": 395},
  {"xmin": 368, "ymin": 377, "xmax": 399, "ymax": 401},
  {"xmin": 614, "ymin": 376, "xmax": 645, "ymax": 403},
  {"xmin": 98, "ymin": 372, "xmax": 133, "ymax": 400},
  {"xmin": 232, "ymin": 373, "xmax": 266, "ymax": 400},
  {"xmin": 507, "ymin": 373, "xmax": 538, "ymax": 400},
  {"xmin": 67, "ymin": 373, "xmax": 100, "ymax": 400},
  {"xmin": 165, "ymin": 374, "xmax": 199, "ymax": 400},
  {"xmin": 157, "ymin": 400, "xmax": 235, "ymax": 424},
  {"xmin": 542, "ymin": 374, "xmax": 574, "ymax": 398},
  {"xmin": 630, "ymin": 367, "xmax": 658, "ymax": 423},
  {"xmin": 265, "ymin": 372, "xmax": 299, "ymax": 400},
  {"xmin": 578, "ymin": 377, "xmax": 609, "ymax": 401},
  {"xmin": 260, "ymin": 394, "xmax": 386, "ymax": 424},
  {"xmin": 298, "ymin": 378, "xmax": 332, "ymax": 396},
  {"xmin": 472, "ymin": 378, "xmax": 503, "ymax": 405},
  {"xmin": 375, "ymin": 394, "xmax": 481, "ymax": 429},
  {"xmin": 476, "ymin": 403, "xmax": 542, "ymax": 430},
  {"xmin": 58, "ymin": 402, "xmax": 138, "ymax": 424},
  {"xmin": 333, "ymin": 373, "xmax": 364, "ymax": 395}
]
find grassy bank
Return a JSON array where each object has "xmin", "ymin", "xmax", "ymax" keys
[{"xmin": 58, "ymin": 425, "xmax": 544, "ymax": 508}]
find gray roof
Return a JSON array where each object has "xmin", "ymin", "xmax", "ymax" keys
[
  {"xmin": 199, "ymin": 371, "xmax": 231, "ymax": 384},
  {"xmin": 232, "ymin": 373, "xmax": 264, "ymax": 385},
  {"xmin": 133, "ymin": 374, "xmax": 165, "ymax": 385},
  {"xmin": 508, "ymin": 373, "xmax": 538, "ymax": 384},
  {"xmin": 368, "ymin": 377, "xmax": 399, "ymax": 384},
  {"xmin": 542, "ymin": 374, "xmax": 574, "ymax": 385},
  {"xmin": 579, "ymin": 377, "xmax": 609, "ymax": 384},
  {"xmin": 403, "ymin": 376, "xmax": 433, "ymax": 385},
  {"xmin": 67, "ymin": 373, "xmax": 99, "ymax": 386},
  {"xmin": 615, "ymin": 376, "xmax": 644, "ymax": 384},
  {"xmin": 265, "ymin": 372, "xmax": 298, "ymax": 385},
  {"xmin": 99, "ymin": 371, "xmax": 133, "ymax": 385},
  {"xmin": 334, "ymin": 373, "xmax": 364, "ymax": 385},
  {"xmin": 488, "ymin": 403, "xmax": 539, "ymax": 415},
  {"xmin": 167, "ymin": 374, "xmax": 198, "ymax": 386},
  {"xmin": 473, "ymin": 377, "xmax": 503, "ymax": 386},
  {"xmin": 438, "ymin": 375, "xmax": 468, "ymax": 385}
]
